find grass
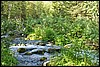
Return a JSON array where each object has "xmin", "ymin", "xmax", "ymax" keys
[
  {"xmin": 49, "ymin": 45, "xmax": 99, "ymax": 66},
  {"xmin": 1, "ymin": 37, "xmax": 19, "ymax": 66},
  {"xmin": 1, "ymin": 16, "xmax": 99, "ymax": 66},
  {"xmin": 1, "ymin": 1, "xmax": 99, "ymax": 66}
]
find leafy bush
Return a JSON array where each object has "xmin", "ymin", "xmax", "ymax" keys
[
  {"xmin": 42, "ymin": 27, "xmax": 56, "ymax": 41},
  {"xmin": 1, "ymin": 38, "xmax": 19, "ymax": 66},
  {"xmin": 1, "ymin": 48, "xmax": 19, "ymax": 66},
  {"xmin": 1, "ymin": 1, "xmax": 99, "ymax": 66},
  {"xmin": 49, "ymin": 47, "xmax": 99, "ymax": 66}
]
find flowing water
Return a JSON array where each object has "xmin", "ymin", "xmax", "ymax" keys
[
  {"xmin": 9, "ymin": 38, "xmax": 61, "ymax": 66},
  {"xmin": 9, "ymin": 38, "xmax": 99, "ymax": 66}
]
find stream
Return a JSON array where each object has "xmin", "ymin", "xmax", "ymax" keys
[
  {"xmin": 9, "ymin": 38, "xmax": 61, "ymax": 66},
  {"xmin": 8, "ymin": 37, "xmax": 99, "ymax": 66}
]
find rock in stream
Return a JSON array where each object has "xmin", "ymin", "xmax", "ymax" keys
[
  {"xmin": 9, "ymin": 38, "xmax": 61, "ymax": 66},
  {"xmin": 9, "ymin": 38, "xmax": 99, "ymax": 66}
]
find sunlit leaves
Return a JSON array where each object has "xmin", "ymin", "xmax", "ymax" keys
[{"xmin": 1, "ymin": 1, "xmax": 99, "ymax": 66}]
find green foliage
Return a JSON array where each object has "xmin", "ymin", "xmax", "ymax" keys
[
  {"xmin": 42, "ymin": 27, "xmax": 56, "ymax": 41},
  {"xmin": 23, "ymin": 17, "xmax": 35, "ymax": 34},
  {"xmin": 55, "ymin": 35, "xmax": 65, "ymax": 46},
  {"xmin": 40, "ymin": 57, "xmax": 47, "ymax": 61},
  {"xmin": 1, "ymin": 1, "xmax": 99, "ymax": 66},
  {"xmin": 1, "ymin": 48, "xmax": 19, "ymax": 66},
  {"xmin": 1, "ymin": 38, "xmax": 19, "ymax": 66},
  {"xmin": 49, "ymin": 47, "xmax": 99, "ymax": 66}
]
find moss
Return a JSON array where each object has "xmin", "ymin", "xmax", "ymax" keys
[
  {"xmin": 40, "ymin": 57, "xmax": 47, "ymax": 61},
  {"xmin": 46, "ymin": 62, "xmax": 51, "ymax": 66},
  {"xmin": 17, "ymin": 48, "xmax": 26, "ymax": 53},
  {"xmin": 24, "ymin": 52, "xmax": 32, "ymax": 55},
  {"xmin": 37, "ymin": 42, "xmax": 46, "ymax": 46},
  {"xmin": 47, "ymin": 48, "xmax": 55, "ymax": 53}
]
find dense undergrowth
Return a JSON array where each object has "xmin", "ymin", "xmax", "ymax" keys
[
  {"xmin": 1, "ymin": 1, "xmax": 99, "ymax": 66},
  {"xmin": 1, "ymin": 16, "xmax": 99, "ymax": 66},
  {"xmin": 1, "ymin": 37, "xmax": 19, "ymax": 66}
]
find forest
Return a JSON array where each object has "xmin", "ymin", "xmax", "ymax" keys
[{"xmin": 1, "ymin": 1, "xmax": 99, "ymax": 66}]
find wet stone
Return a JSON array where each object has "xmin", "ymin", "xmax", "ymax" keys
[
  {"xmin": 17, "ymin": 48, "xmax": 26, "ymax": 53},
  {"xmin": 36, "ymin": 41, "xmax": 47, "ymax": 46},
  {"xmin": 32, "ymin": 49, "xmax": 45, "ymax": 55},
  {"xmin": 42, "ymin": 61, "xmax": 51, "ymax": 66},
  {"xmin": 24, "ymin": 52, "xmax": 32, "ymax": 55},
  {"xmin": 9, "ymin": 39, "xmax": 62, "ymax": 66},
  {"xmin": 40, "ymin": 57, "xmax": 47, "ymax": 61},
  {"xmin": 46, "ymin": 46, "xmax": 61, "ymax": 53}
]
